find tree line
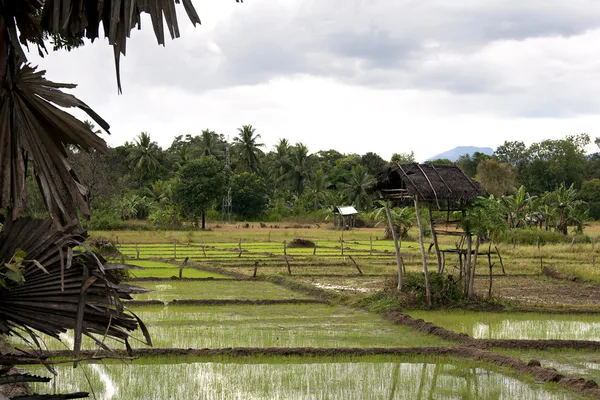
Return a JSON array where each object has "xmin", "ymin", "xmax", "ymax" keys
[{"xmin": 22, "ymin": 125, "xmax": 600, "ymax": 232}]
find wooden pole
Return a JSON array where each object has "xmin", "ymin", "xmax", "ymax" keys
[
  {"xmin": 135, "ymin": 243, "xmax": 140, "ymax": 259},
  {"xmin": 313, "ymin": 241, "xmax": 317, "ymax": 255},
  {"xmin": 238, "ymin": 239, "xmax": 242, "ymax": 258},
  {"xmin": 340, "ymin": 238, "xmax": 344, "ymax": 256},
  {"xmin": 268, "ymin": 231, "xmax": 271, "ymax": 242},
  {"xmin": 468, "ymin": 236, "xmax": 479, "ymax": 299},
  {"xmin": 283, "ymin": 240, "xmax": 291, "ymax": 275},
  {"xmin": 178, "ymin": 257, "xmax": 189, "ymax": 279},
  {"xmin": 253, "ymin": 261, "xmax": 259, "ymax": 278},
  {"xmin": 427, "ymin": 205, "xmax": 442, "ymax": 274},
  {"xmin": 414, "ymin": 197, "xmax": 432, "ymax": 307},
  {"xmin": 348, "ymin": 255, "xmax": 363, "ymax": 275},
  {"xmin": 465, "ymin": 235, "xmax": 472, "ymax": 296},
  {"xmin": 384, "ymin": 200, "xmax": 404, "ymax": 290}
]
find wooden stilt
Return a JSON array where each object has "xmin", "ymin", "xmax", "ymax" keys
[
  {"xmin": 414, "ymin": 197, "xmax": 432, "ymax": 307},
  {"xmin": 427, "ymin": 205, "xmax": 442, "ymax": 274},
  {"xmin": 384, "ymin": 200, "xmax": 404, "ymax": 290}
]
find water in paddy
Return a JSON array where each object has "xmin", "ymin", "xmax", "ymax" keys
[
  {"xmin": 408, "ymin": 310, "xmax": 600, "ymax": 340},
  {"xmin": 27, "ymin": 356, "xmax": 579, "ymax": 400}
]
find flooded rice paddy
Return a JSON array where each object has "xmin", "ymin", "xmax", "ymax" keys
[
  {"xmin": 27, "ymin": 355, "xmax": 582, "ymax": 400},
  {"xmin": 408, "ymin": 310, "xmax": 600, "ymax": 340}
]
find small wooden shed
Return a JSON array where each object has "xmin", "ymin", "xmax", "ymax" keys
[{"xmin": 333, "ymin": 206, "xmax": 359, "ymax": 230}]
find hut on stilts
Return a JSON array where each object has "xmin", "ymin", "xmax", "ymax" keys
[{"xmin": 374, "ymin": 163, "xmax": 489, "ymax": 306}]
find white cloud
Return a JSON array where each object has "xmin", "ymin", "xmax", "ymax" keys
[{"xmin": 24, "ymin": 0, "xmax": 600, "ymax": 162}]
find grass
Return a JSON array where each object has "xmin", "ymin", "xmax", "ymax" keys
[
  {"xmin": 25, "ymin": 354, "xmax": 583, "ymax": 400},
  {"xmin": 131, "ymin": 280, "xmax": 314, "ymax": 302},
  {"xmin": 407, "ymin": 310, "xmax": 600, "ymax": 340}
]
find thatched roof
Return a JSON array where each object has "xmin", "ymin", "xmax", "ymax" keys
[{"xmin": 375, "ymin": 163, "xmax": 487, "ymax": 206}]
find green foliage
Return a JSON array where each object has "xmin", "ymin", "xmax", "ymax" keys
[
  {"xmin": 475, "ymin": 159, "xmax": 517, "ymax": 196},
  {"xmin": 385, "ymin": 272, "xmax": 466, "ymax": 307},
  {"xmin": 233, "ymin": 125, "xmax": 264, "ymax": 173},
  {"xmin": 231, "ymin": 172, "xmax": 269, "ymax": 219},
  {"xmin": 498, "ymin": 228, "xmax": 590, "ymax": 245},
  {"xmin": 173, "ymin": 157, "xmax": 229, "ymax": 224},
  {"xmin": 390, "ymin": 151, "xmax": 415, "ymax": 164}
]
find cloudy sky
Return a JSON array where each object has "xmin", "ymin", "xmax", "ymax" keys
[{"xmin": 29, "ymin": 0, "xmax": 600, "ymax": 160}]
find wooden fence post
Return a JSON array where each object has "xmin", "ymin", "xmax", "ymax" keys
[
  {"xmin": 349, "ymin": 255, "xmax": 363, "ymax": 275},
  {"xmin": 178, "ymin": 257, "xmax": 189, "ymax": 278},
  {"xmin": 253, "ymin": 261, "xmax": 259, "ymax": 278},
  {"xmin": 283, "ymin": 240, "xmax": 291, "ymax": 275},
  {"xmin": 238, "ymin": 239, "xmax": 242, "ymax": 258},
  {"xmin": 313, "ymin": 241, "xmax": 317, "ymax": 255},
  {"xmin": 340, "ymin": 238, "xmax": 344, "ymax": 256}
]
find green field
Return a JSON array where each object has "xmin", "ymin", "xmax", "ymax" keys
[
  {"xmin": 27, "ymin": 355, "xmax": 583, "ymax": 400},
  {"xmin": 408, "ymin": 310, "xmax": 600, "ymax": 341},
  {"xmin": 131, "ymin": 280, "xmax": 315, "ymax": 302}
]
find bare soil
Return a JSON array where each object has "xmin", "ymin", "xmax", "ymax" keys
[{"xmin": 474, "ymin": 275, "xmax": 600, "ymax": 310}]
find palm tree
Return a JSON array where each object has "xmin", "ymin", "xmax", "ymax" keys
[
  {"xmin": 285, "ymin": 143, "xmax": 314, "ymax": 195},
  {"xmin": 272, "ymin": 138, "xmax": 291, "ymax": 185},
  {"xmin": 551, "ymin": 183, "xmax": 585, "ymax": 235},
  {"xmin": 129, "ymin": 132, "xmax": 162, "ymax": 187},
  {"xmin": 340, "ymin": 165, "xmax": 374, "ymax": 210},
  {"xmin": 144, "ymin": 180, "xmax": 173, "ymax": 206},
  {"xmin": 199, "ymin": 129, "xmax": 224, "ymax": 157},
  {"xmin": 233, "ymin": 124, "xmax": 264, "ymax": 173},
  {"xmin": 306, "ymin": 169, "xmax": 331, "ymax": 210}
]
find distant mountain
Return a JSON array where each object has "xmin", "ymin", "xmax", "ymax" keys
[{"xmin": 426, "ymin": 146, "xmax": 494, "ymax": 162}]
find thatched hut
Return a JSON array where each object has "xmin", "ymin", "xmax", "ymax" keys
[
  {"xmin": 374, "ymin": 163, "xmax": 488, "ymax": 306},
  {"xmin": 374, "ymin": 163, "xmax": 487, "ymax": 209}
]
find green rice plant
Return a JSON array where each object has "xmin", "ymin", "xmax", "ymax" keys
[
  {"xmin": 24, "ymin": 355, "xmax": 583, "ymax": 400},
  {"xmin": 496, "ymin": 348, "xmax": 600, "ymax": 383},
  {"xmin": 131, "ymin": 280, "xmax": 314, "ymax": 302},
  {"xmin": 407, "ymin": 310, "xmax": 600, "ymax": 340},
  {"xmin": 14, "ymin": 304, "xmax": 453, "ymax": 350}
]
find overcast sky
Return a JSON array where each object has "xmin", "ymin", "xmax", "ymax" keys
[{"xmin": 29, "ymin": 0, "xmax": 600, "ymax": 161}]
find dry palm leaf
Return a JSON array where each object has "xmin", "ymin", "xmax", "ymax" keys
[
  {"xmin": 0, "ymin": 217, "xmax": 151, "ymax": 366},
  {"xmin": 36, "ymin": 0, "xmax": 243, "ymax": 92},
  {"xmin": 0, "ymin": 63, "xmax": 109, "ymax": 226}
]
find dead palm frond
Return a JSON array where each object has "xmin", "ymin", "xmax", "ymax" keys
[{"xmin": 0, "ymin": 217, "xmax": 151, "ymax": 365}]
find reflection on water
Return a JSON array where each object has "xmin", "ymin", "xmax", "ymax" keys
[{"xmin": 27, "ymin": 359, "xmax": 575, "ymax": 400}]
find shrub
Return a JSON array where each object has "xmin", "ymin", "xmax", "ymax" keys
[
  {"xmin": 385, "ymin": 272, "xmax": 466, "ymax": 307},
  {"xmin": 499, "ymin": 228, "xmax": 591, "ymax": 245}
]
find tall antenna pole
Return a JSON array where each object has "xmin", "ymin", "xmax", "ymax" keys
[{"xmin": 222, "ymin": 136, "xmax": 232, "ymax": 224}]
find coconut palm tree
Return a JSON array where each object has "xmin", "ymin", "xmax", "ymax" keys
[
  {"xmin": 233, "ymin": 124, "xmax": 264, "ymax": 173},
  {"xmin": 129, "ymin": 132, "xmax": 163, "ymax": 187},
  {"xmin": 285, "ymin": 143, "xmax": 315, "ymax": 195},
  {"xmin": 340, "ymin": 165, "xmax": 374, "ymax": 210},
  {"xmin": 199, "ymin": 129, "xmax": 224, "ymax": 157},
  {"xmin": 272, "ymin": 138, "xmax": 291, "ymax": 186},
  {"xmin": 306, "ymin": 169, "xmax": 332, "ymax": 210}
]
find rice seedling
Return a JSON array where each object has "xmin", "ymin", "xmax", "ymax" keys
[
  {"xmin": 407, "ymin": 310, "xmax": 600, "ymax": 340},
  {"xmin": 496, "ymin": 348, "xmax": 600, "ymax": 383},
  {"xmin": 131, "ymin": 280, "xmax": 315, "ymax": 302},
  {"xmin": 25, "ymin": 354, "xmax": 583, "ymax": 400}
]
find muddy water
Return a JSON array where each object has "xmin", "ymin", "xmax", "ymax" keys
[{"xmin": 408, "ymin": 310, "xmax": 600, "ymax": 340}]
